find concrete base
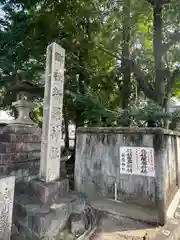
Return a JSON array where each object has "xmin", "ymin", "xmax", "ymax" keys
[
  {"xmin": 14, "ymin": 194, "xmax": 70, "ymax": 240},
  {"xmin": 13, "ymin": 178, "xmax": 70, "ymax": 239},
  {"xmin": 29, "ymin": 179, "xmax": 69, "ymax": 204},
  {"xmin": 13, "ymin": 177, "xmax": 96, "ymax": 240}
]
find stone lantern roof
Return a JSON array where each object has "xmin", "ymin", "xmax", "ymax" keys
[
  {"xmin": 8, "ymin": 73, "xmax": 43, "ymax": 99},
  {"xmin": 5, "ymin": 73, "xmax": 42, "ymax": 126}
]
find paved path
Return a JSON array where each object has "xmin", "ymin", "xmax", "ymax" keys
[
  {"xmin": 90, "ymin": 216, "xmax": 159, "ymax": 240},
  {"xmin": 88, "ymin": 198, "xmax": 160, "ymax": 240}
]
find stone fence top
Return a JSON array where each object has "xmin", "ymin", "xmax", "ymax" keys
[{"xmin": 77, "ymin": 127, "xmax": 180, "ymax": 136}]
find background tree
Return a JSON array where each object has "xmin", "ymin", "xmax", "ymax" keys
[{"xmin": 1, "ymin": 0, "xmax": 180, "ymax": 132}]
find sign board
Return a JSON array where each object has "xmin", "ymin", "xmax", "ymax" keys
[{"xmin": 119, "ymin": 147, "xmax": 155, "ymax": 177}]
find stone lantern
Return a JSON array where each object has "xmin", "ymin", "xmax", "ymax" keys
[
  {"xmin": 3, "ymin": 74, "xmax": 43, "ymax": 133},
  {"xmin": 12, "ymin": 91, "xmax": 36, "ymax": 125},
  {"xmin": 8, "ymin": 78, "xmax": 43, "ymax": 126},
  {"xmin": 1, "ymin": 75, "xmax": 43, "ymax": 183}
]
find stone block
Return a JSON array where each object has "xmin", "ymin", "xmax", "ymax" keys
[
  {"xmin": 1, "ymin": 152, "xmax": 40, "ymax": 163},
  {"xmin": 58, "ymin": 231, "xmax": 74, "ymax": 240},
  {"xmin": 14, "ymin": 194, "xmax": 54, "ymax": 238},
  {"xmin": 10, "ymin": 134, "xmax": 41, "ymax": 143},
  {"xmin": 30, "ymin": 209, "xmax": 55, "ymax": 237},
  {"xmin": 0, "ymin": 142, "xmax": 8, "ymax": 153},
  {"xmin": 6, "ymin": 143, "xmax": 41, "ymax": 152},
  {"xmin": 0, "ymin": 133, "xmax": 12, "ymax": 142},
  {"xmin": 29, "ymin": 179, "xmax": 69, "ymax": 204},
  {"xmin": 2, "ymin": 124, "xmax": 41, "ymax": 135},
  {"xmin": 14, "ymin": 194, "xmax": 70, "ymax": 239},
  {"xmin": 0, "ymin": 175, "xmax": 15, "ymax": 240},
  {"xmin": 70, "ymin": 213, "xmax": 85, "ymax": 236},
  {"xmin": 0, "ymin": 161, "xmax": 39, "ymax": 182}
]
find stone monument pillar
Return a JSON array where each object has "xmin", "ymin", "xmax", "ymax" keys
[
  {"xmin": 39, "ymin": 42, "xmax": 65, "ymax": 183},
  {"xmin": 28, "ymin": 43, "xmax": 68, "ymax": 206}
]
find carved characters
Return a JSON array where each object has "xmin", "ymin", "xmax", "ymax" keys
[
  {"xmin": 50, "ymin": 124, "xmax": 61, "ymax": 144},
  {"xmin": 140, "ymin": 149, "xmax": 147, "ymax": 173},
  {"xmin": 120, "ymin": 153, "xmax": 126, "ymax": 173},
  {"xmin": 0, "ymin": 177, "xmax": 15, "ymax": 239},
  {"xmin": 51, "ymin": 107, "xmax": 62, "ymax": 123},
  {"xmin": 119, "ymin": 147, "xmax": 155, "ymax": 177},
  {"xmin": 126, "ymin": 148, "xmax": 133, "ymax": 173},
  {"xmin": 52, "ymin": 84, "xmax": 63, "ymax": 106},
  {"xmin": 53, "ymin": 71, "xmax": 64, "ymax": 82}
]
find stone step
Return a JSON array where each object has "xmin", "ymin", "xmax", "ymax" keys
[
  {"xmin": 14, "ymin": 194, "xmax": 70, "ymax": 239},
  {"xmin": 14, "ymin": 191, "xmax": 97, "ymax": 239},
  {"xmin": 15, "ymin": 178, "xmax": 69, "ymax": 205},
  {"xmin": 28, "ymin": 178, "xmax": 69, "ymax": 204}
]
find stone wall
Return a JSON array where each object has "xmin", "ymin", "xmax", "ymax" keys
[
  {"xmin": 75, "ymin": 127, "xmax": 180, "ymax": 224},
  {"xmin": 0, "ymin": 124, "xmax": 41, "ymax": 182}
]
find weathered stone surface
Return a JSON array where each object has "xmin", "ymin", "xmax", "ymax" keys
[
  {"xmin": 14, "ymin": 194, "xmax": 71, "ymax": 239},
  {"xmin": 75, "ymin": 131, "xmax": 156, "ymax": 205},
  {"xmin": 75, "ymin": 127, "xmax": 180, "ymax": 225},
  {"xmin": 39, "ymin": 43, "xmax": 65, "ymax": 183},
  {"xmin": 29, "ymin": 179, "xmax": 69, "ymax": 204},
  {"xmin": 2, "ymin": 124, "xmax": 41, "ymax": 135},
  {"xmin": 0, "ymin": 124, "xmax": 41, "ymax": 181},
  {"xmin": 70, "ymin": 213, "xmax": 85, "ymax": 236},
  {"xmin": 0, "ymin": 161, "xmax": 39, "ymax": 182},
  {"xmin": 57, "ymin": 231, "xmax": 74, "ymax": 240},
  {"xmin": 0, "ymin": 175, "xmax": 15, "ymax": 240},
  {"xmin": 13, "ymin": 190, "xmax": 98, "ymax": 240},
  {"xmin": 11, "ymin": 224, "xmax": 19, "ymax": 236}
]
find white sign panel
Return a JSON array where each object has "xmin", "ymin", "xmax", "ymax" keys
[{"xmin": 119, "ymin": 147, "xmax": 155, "ymax": 177}]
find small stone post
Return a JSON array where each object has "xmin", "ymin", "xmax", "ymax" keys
[{"xmin": 0, "ymin": 175, "xmax": 15, "ymax": 240}]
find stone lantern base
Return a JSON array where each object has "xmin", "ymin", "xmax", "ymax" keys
[
  {"xmin": 0, "ymin": 99, "xmax": 41, "ymax": 182},
  {"xmin": 11, "ymin": 99, "xmax": 37, "ymax": 125}
]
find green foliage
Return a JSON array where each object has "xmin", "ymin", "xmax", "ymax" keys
[
  {"xmin": 68, "ymin": 88, "xmax": 174, "ymax": 128},
  {"xmin": 67, "ymin": 85, "xmax": 119, "ymax": 126},
  {"xmin": 169, "ymin": 109, "xmax": 180, "ymax": 130},
  {"xmin": 1, "ymin": 0, "xmax": 180, "ymax": 129}
]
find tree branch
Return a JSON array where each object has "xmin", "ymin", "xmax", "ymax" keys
[
  {"xmin": 170, "ymin": 69, "xmax": 180, "ymax": 89},
  {"xmin": 162, "ymin": 31, "xmax": 180, "ymax": 54},
  {"xmin": 96, "ymin": 44, "xmax": 157, "ymax": 102},
  {"xmin": 163, "ymin": 68, "xmax": 180, "ymax": 103},
  {"xmin": 130, "ymin": 60, "xmax": 156, "ymax": 102},
  {"xmin": 96, "ymin": 44, "xmax": 121, "ymax": 60},
  {"xmin": 163, "ymin": 68, "xmax": 180, "ymax": 113}
]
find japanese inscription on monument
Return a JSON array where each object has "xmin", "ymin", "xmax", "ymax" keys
[
  {"xmin": 0, "ymin": 176, "xmax": 15, "ymax": 240},
  {"xmin": 40, "ymin": 42, "xmax": 65, "ymax": 182},
  {"xmin": 120, "ymin": 147, "xmax": 155, "ymax": 177}
]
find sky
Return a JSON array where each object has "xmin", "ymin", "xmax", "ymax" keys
[{"xmin": 0, "ymin": 111, "xmax": 14, "ymax": 122}]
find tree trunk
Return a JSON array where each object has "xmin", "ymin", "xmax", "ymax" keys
[
  {"xmin": 153, "ymin": 1, "xmax": 165, "ymax": 105},
  {"xmin": 121, "ymin": 0, "xmax": 131, "ymax": 109}
]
